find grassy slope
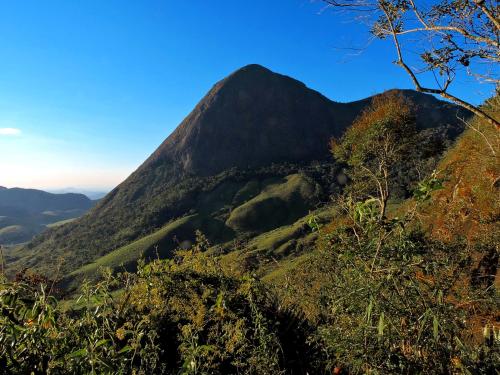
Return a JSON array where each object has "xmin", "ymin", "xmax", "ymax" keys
[
  {"xmin": 10, "ymin": 166, "xmax": 328, "ymax": 277},
  {"xmin": 65, "ymin": 214, "xmax": 228, "ymax": 288},
  {"xmin": 226, "ymin": 174, "xmax": 321, "ymax": 233},
  {"xmin": 63, "ymin": 173, "xmax": 323, "ymax": 287},
  {"xmin": 220, "ymin": 205, "xmax": 336, "ymax": 278}
]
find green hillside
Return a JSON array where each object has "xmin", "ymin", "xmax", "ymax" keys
[
  {"xmin": 12, "ymin": 67, "xmax": 469, "ymax": 279},
  {"xmin": 64, "ymin": 214, "xmax": 229, "ymax": 288},
  {"xmin": 226, "ymin": 174, "xmax": 321, "ymax": 233},
  {"xmin": 62, "ymin": 173, "xmax": 323, "ymax": 289}
]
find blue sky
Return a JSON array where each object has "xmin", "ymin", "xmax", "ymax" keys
[{"xmin": 0, "ymin": 0, "xmax": 495, "ymax": 190}]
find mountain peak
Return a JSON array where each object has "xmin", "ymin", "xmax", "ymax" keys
[
  {"xmin": 219, "ymin": 64, "xmax": 305, "ymax": 91},
  {"xmin": 231, "ymin": 63, "xmax": 271, "ymax": 74},
  {"xmin": 137, "ymin": 66, "xmax": 469, "ymax": 178},
  {"xmin": 141, "ymin": 64, "xmax": 339, "ymax": 176}
]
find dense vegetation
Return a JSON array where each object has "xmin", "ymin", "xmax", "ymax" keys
[
  {"xmin": 1, "ymin": 199, "xmax": 498, "ymax": 373},
  {"xmin": 2, "ymin": 246, "xmax": 310, "ymax": 374},
  {"xmin": 1, "ymin": 93, "xmax": 498, "ymax": 373}
]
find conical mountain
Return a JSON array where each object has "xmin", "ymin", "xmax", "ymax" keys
[
  {"xmin": 141, "ymin": 64, "xmax": 349, "ymax": 176},
  {"xmin": 16, "ymin": 64, "xmax": 469, "ymax": 278}
]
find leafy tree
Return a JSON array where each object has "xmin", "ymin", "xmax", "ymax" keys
[
  {"xmin": 331, "ymin": 91, "xmax": 417, "ymax": 219},
  {"xmin": 321, "ymin": 0, "xmax": 500, "ymax": 129}
]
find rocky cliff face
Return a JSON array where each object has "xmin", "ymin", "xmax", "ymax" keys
[
  {"xmin": 135, "ymin": 64, "xmax": 466, "ymax": 178},
  {"xmin": 141, "ymin": 64, "xmax": 349, "ymax": 176}
]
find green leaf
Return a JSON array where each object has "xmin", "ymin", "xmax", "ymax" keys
[
  {"xmin": 117, "ymin": 345, "xmax": 133, "ymax": 354},
  {"xmin": 437, "ymin": 290, "xmax": 443, "ymax": 304},
  {"xmin": 433, "ymin": 316, "xmax": 439, "ymax": 340},
  {"xmin": 417, "ymin": 310, "xmax": 429, "ymax": 343},
  {"xmin": 378, "ymin": 312, "xmax": 385, "ymax": 337},
  {"xmin": 365, "ymin": 298, "xmax": 373, "ymax": 324},
  {"xmin": 215, "ymin": 292, "xmax": 224, "ymax": 309},
  {"xmin": 95, "ymin": 339, "xmax": 109, "ymax": 348},
  {"xmin": 68, "ymin": 348, "xmax": 88, "ymax": 358}
]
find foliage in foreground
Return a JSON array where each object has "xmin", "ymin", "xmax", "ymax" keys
[
  {"xmin": 309, "ymin": 199, "xmax": 499, "ymax": 374},
  {"xmin": 0, "ymin": 234, "xmax": 313, "ymax": 374},
  {"xmin": 1, "ymin": 213, "xmax": 498, "ymax": 374}
]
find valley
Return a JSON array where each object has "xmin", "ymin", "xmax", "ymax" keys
[{"xmin": 0, "ymin": 187, "xmax": 95, "ymax": 247}]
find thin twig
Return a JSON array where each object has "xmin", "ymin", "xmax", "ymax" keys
[{"xmin": 457, "ymin": 114, "xmax": 497, "ymax": 156}]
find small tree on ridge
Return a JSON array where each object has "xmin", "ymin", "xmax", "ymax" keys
[{"xmin": 331, "ymin": 91, "xmax": 417, "ymax": 219}]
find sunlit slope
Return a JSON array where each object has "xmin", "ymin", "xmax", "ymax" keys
[
  {"xmin": 63, "ymin": 214, "xmax": 228, "ymax": 288},
  {"xmin": 226, "ymin": 174, "xmax": 321, "ymax": 233},
  {"xmin": 421, "ymin": 97, "xmax": 499, "ymax": 244}
]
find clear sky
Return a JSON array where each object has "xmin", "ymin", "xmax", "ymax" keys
[{"xmin": 0, "ymin": 0, "xmax": 495, "ymax": 190}]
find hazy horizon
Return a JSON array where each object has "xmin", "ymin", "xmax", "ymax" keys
[{"xmin": 1, "ymin": 183, "xmax": 114, "ymax": 192}]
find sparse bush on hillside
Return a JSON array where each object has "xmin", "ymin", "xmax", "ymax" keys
[{"xmin": 420, "ymin": 96, "xmax": 500, "ymax": 245}]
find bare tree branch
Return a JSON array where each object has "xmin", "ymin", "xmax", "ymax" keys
[
  {"xmin": 320, "ymin": 0, "xmax": 500, "ymax": 130},
  {"xmin": 390, "ymin": 26, "xmax": 499, "ymax": 48},
  {"xmin": 474, "ymin": 0, "xmax": 500, "ymax": 32}
]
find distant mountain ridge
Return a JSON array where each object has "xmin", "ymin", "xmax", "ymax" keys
[
  {"xmin": 0, "ymin": 188, "xmax": 93, "ymax": 245},
  {"xmin": 0, "ymin": 187, "xmax": 92, "ymax": 213},
  {"xmin": 48, "ymin": 188, "xmax": 108, "ymax": 201},
  {"xmin": 14, "ymin": 64, "xmax": 471, "ymax": 277}
]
